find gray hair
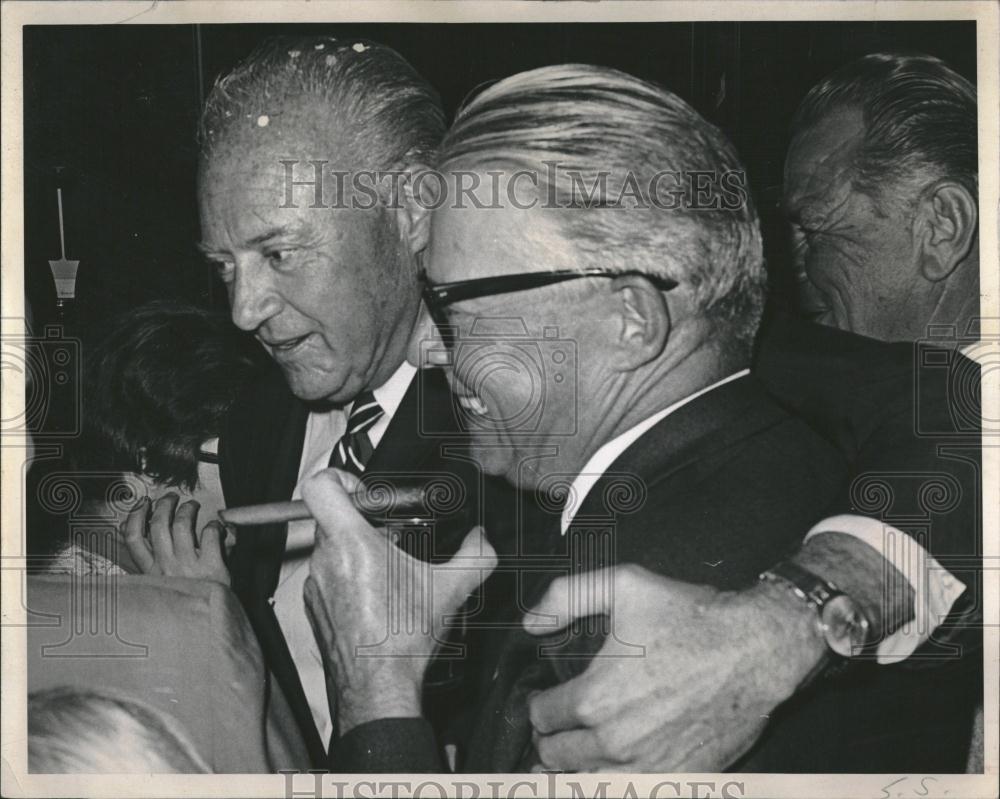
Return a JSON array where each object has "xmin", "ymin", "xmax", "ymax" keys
[
  {"xmin": 791, "ymin": 52, "xmax": 977, "ymax": 206},
  {"xmin": 28, "ymin": 686, "xmax": 211, "ymax": 773},
  {"xmin": 437, "ymin": 63, "xmax": 766, "ymax": 351},
  {"xmin": 199, "ymin": 35, "xmax": 445, "ymax": 170}
]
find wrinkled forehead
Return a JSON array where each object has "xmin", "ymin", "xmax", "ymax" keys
[
  {"xmin": 784, "ymin": 106, "xmax": 866, "ymax": 211},
  {"xmin": 198, "ymin": 97, "xmax": 358, "ymax": 196},
  {"xmin": 427, "ymin": 179, "xmax": 575, "ymax": 284}
]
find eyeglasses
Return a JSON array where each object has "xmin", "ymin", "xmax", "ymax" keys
[{"xmin": 419, "ymin": 267, "xmax": 678, "ymax": 349}]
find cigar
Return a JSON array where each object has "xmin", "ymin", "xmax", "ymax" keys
[
  {"xmin": 218, "ymin": 500, "xmax": 311, "ymax": 526},
  {"xmin": 219, "ymin": 482, "xmax": 432, "ymax": 527}
]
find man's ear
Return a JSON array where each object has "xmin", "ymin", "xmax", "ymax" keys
[
  {"xmin": 916, "ymin": 180, "xmax": 978, "ymax": 282},
  {"xmin": 608, "ymin": 274, "xmax": 671, "ymax": 369},
  {"xmin": 392, "ymin": 163, "xmax": 435, "ymax": 256}
]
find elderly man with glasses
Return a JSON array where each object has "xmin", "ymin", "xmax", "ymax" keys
[{"xmin": 299, "ymin": 63, "xmax": 871, "ymax": 773}]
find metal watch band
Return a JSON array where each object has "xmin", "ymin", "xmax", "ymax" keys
[
  {"xmin": 758, "ymin": 559, "xmax": 872, "ymax": 670},
  {"xmin": 759, "ymin": 560, "xmax": 843, "ymax": 612}
]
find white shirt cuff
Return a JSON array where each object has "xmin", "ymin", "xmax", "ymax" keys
[{"xmin": 804, "ymin": 514, "xmax": 967, "ymax": 664}]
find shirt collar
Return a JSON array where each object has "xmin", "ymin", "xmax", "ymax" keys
[
  {"xmin": 368, "ymin": 360, "xmax": 417, "ymax": 422},
  {"xmin": 560, "ymin": 369, "xmax": 750, "ymax": 534}
]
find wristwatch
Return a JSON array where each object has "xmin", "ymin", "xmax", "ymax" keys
[{"xmin": 759, "ymin": 560, "xmax": 872, "ymax": 659}]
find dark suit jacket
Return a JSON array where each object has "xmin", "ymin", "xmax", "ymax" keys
[
  {"xmin": 219, "ymin": 360, "xmax": 526, "ymax": 768},
  {"xmin": 749, "ymin": 313, "xmax": 983, "ymax": 771},
  {"xmin": 754, "ymin": 313, "xmax": 983, "ymax": 655}
]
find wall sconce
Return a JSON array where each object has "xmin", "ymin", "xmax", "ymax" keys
[{"xmin": 48, "ymin": 186, "xmax": 79, "ymax": 311}]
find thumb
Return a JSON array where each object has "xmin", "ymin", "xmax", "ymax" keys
[
  {"xmin": 522, "ymin": 567, "xmax": 617, "ymax": 636},
  {"xmin": 435, "ymin": 526, "xmax": 497, "ymax": 604},
  {"xmin": 302, "ymin": 468, "xmax": 373, "ymax": 545}
]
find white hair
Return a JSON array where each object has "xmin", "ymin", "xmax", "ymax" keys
[
  {"xmin": 199, "ymin": 35, "xmax": 445, "ymax": 171},
  {"xmin": 438, "ymin": 64, "xmax": 766, "ymax": 350},
  {"xmin": 28, "ymin": 686, "xmax": 211, "ymax": 773}
]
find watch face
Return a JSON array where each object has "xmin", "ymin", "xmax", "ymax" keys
[{"xmin": 822, "ymin": 594, "xmax": 870, "ymax": 658}]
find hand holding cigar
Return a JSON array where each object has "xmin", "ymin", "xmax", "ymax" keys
[{"xmin": 218, "ymin": 477, "xmax": 438, "ymax": 527}]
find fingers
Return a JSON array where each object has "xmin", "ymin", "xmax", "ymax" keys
[
  {"xmin": 148, "ymin": 493, "xmax": 179, "ymax": 564},
  {"xmin": 197, "ymin": 521, "xmax": 231, "ymax": 585},
  {"xmin": 171, "ymin": 499, "xmax": 201, "ymax": 561},
  {"xmin": 222, "ymin": 524, "xmax": 237, "ymax": 556},
  {"xmin": 534, "ymin": 728, "xmax": 610, "ymax": 772},
  {"xmin": 435, "ymin": 526, "xmax": 498, "ymax": 608},
  {"xmin": 522, "ymin": 568, "xmax": 617, "ymax": 636},
  {"xmin": 452, "ymin": 526, "xmax": 498, "ymax": 572},
  {"xmin": 198, "ymin": 520, "xmax": 222, "ymax": 552},
  {"xmin": 528, "ymin": 676, "xmax": 589, "ymax": 735},
  {"xmin": 120, "ymin": 493, "xmax": 230, "ymax": 582},
  {"xmin": 122, "ymin": 497, "xmax": 157, "ymax": 574},
  {"xmin": 302, "ymin": 468, "xmax": 373, "ymax": 546}
]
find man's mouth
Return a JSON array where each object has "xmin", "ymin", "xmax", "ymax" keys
[{"xmin": 262, "ymin": 333, "xmax": 312, "ymax": 354}]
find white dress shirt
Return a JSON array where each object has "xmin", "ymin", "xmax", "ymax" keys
[{"xmin": 271, "ymin": 361, "xmax": 417, "ymax": 745}]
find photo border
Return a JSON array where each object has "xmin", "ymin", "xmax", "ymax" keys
[{"xmin": 2, "ymin": 2, "xmax": 996, "ymax": 797}]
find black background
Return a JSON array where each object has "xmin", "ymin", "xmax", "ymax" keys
[{"xmin": 23, "ymin": 21, "xmax": 977, "ymax": 354}]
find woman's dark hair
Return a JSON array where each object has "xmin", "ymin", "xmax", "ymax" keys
[{"xmin": 76, "ymin": 301, "xmax": 267, "ymax": 490}]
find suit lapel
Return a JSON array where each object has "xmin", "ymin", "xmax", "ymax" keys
[
  {"xmin": 367, "ymin": 367, "xmax": 459, "ymax": 474},
  {"xmin": 476, "ymin": 376, "xmax": 789, "ymax": 771},
  {"xmin": 220, "ymin": 367, "xmax": 328, "ymax": 765},
  {"xmin": 226, "ymin": 379, "xmax": 308, "ymax": 601},
  {"xmin": 571, "ymin": 375, "xmax": 780, "ymax": 527}
]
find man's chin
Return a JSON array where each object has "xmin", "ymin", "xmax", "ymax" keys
[
  {"xmin": 281, "ymin": 368, "xmax": 350, "ymax": 406},
  {"xmin": 470, "ymin": 447, "xmax": 550, "ymax": 493},
  {"xmin": 466, "ymin": 444, "xmax": 519, "ymax": 483}
]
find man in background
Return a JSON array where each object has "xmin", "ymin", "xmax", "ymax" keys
[{"xmin": 785, "ymin": 53, "xmax": 979, "ymax": 341}]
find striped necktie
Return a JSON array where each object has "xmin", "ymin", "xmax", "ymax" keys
[{"xmin": 329, "ymin": 391, "xmax": 384, "ymax": 476}]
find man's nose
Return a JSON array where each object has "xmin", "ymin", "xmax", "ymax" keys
[
  {"xmin": 797, "ymin": 269, "xmax": 828, "ymax": 316},
  {"xmin": 229, "ymin": 259, "xmax": 282, "ymax": 332},
  {"xmin": 407, "ymin": 304, "xmax": 453, "ymax": 369}
]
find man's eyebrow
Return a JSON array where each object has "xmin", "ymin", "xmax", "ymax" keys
[
  {"xmin": 196, "ymin": 225, "xmax": 302, "ymax": 254},
  {"xmin": 246, "ymin": 225, "xmax": 300, "ymax": 248}
]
